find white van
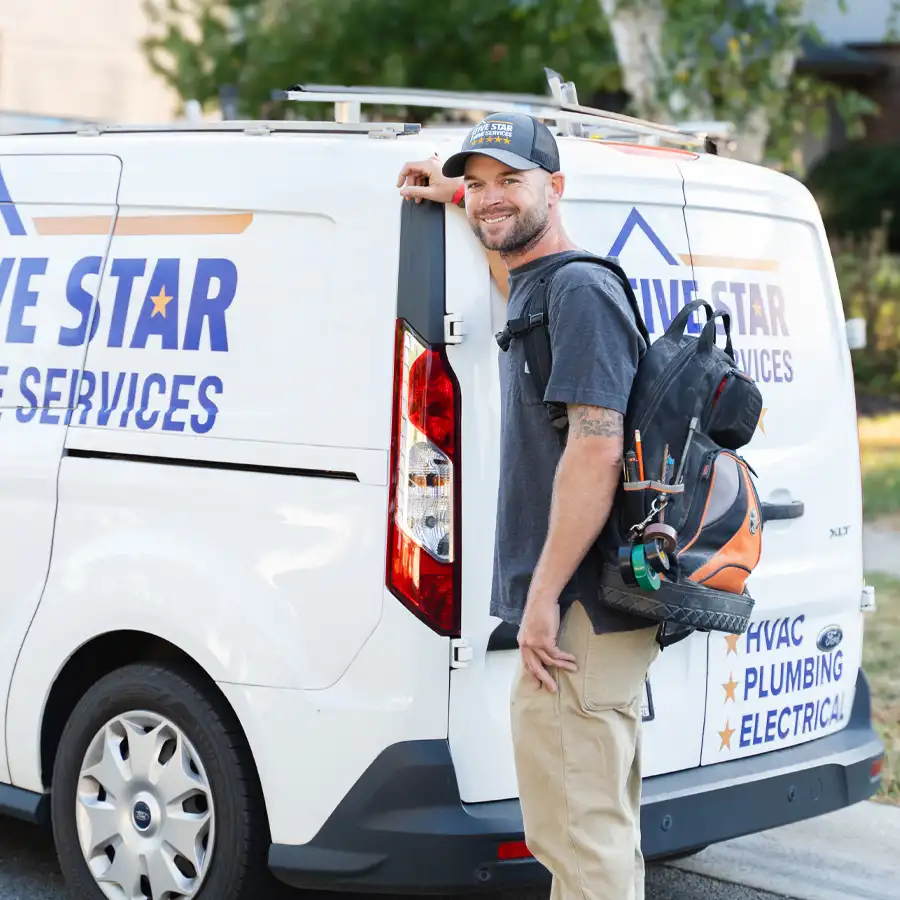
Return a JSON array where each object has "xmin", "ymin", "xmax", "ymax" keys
[{"xmin": 0, "ymin": 82, "xmax": 884, "ymax": 900}]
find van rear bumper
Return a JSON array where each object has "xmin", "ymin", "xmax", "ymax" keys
[{"xmin": 268, "ymin": 670, "xmax": 885, "ymax": 893}]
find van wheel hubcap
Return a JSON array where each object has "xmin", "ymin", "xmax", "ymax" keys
[{"xmin": 75, "ymin": 711, "xmax": 216, "ymax": 899}]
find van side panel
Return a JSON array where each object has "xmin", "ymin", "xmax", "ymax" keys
[
  {"xmin": 0, "ymin": 423, "xmax": 68, "ymax": 783},
  {"xmin": 64, "ymin": 208, "xmax": 397, "ymax": 450},
  {"xmin": 219, "ymin": 591, "xmax": 450, "ymax": 846},
  {"xmin": 0, "ymin": 154, "xmax": 121, "ymax": 784},
  {"xmin": 4, "ymin": 135, "xmax": 437, "ymax": 791}
]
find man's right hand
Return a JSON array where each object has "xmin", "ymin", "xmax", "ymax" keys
[
  {"xmin": 517, "ymin": 596, "xmax": 577, "ymax": 693},
  {"xmin": 397, "ymin": 154, "xmax": 510, "ymax": 300},
  {"xmin": 397, "ymin": 156, "xmax": 462, "ymax": 205}
]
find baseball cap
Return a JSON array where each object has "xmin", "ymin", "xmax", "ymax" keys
[{"xmin": 442, "ymin": 113, "xmax": 561, "ymax": 179}]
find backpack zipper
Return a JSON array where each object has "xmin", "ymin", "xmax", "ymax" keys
[{"xmin": 676, "ymin": 448, "xmax": 720, "ymax": 551}]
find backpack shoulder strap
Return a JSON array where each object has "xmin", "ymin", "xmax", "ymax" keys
[
  {"xmin": 497, "ymin": 253, "xmax": 649, "ymax": 441},
  {"xmin": 520, "ymin": 277, "xmax": 567, "ymax": 435}
]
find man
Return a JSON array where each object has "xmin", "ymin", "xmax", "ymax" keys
[{"xmin": 397, "ymin": 113, "xmax": 660, "ymax": 900}]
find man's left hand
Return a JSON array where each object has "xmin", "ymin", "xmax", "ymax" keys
[{"xmin": 517, "ymin": 597, "xmax": 577, "ymax": 692}]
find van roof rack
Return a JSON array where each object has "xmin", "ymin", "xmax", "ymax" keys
[
  {"xmin": 1, "ymin": 120, "xmax": 421, "ymax": 138},
  {"xmin": 277, "ymin": 68, "xmax": 733, "ymax": 152}
]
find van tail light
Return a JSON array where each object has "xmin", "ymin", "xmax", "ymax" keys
[
  {"xmin": 497, "ymin": 840, "xmax": 532, "ymax": 860},
  {"xmin": 387, "ymin": 319, "xmax": 461, "ymax": 636}
]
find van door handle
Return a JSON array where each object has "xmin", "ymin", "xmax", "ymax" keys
[{"xmin": 761, "ymin": 500, "xmax": 804, "ymax": 521}]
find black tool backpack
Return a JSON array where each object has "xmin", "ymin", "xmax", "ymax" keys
[{"xmin": 496, "ymin": 253, "xmax": 765, "ymax": 648}]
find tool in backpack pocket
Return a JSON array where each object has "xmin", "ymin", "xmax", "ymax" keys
[
  {"xmin": 673, "ymin": 416, "xmax": 699, "ymax": 484},
  {"xmin": 659, "ymin": 444, "xmax": 673, "ymax": 523},
  {"xmin": 622, "ymin": 429, "xmax": 684, "ymax": 516},
  {"xmin": 625, "ymin": 451, "xmax": 639, "ymax": 483},
  {"xmin": 618, "ymin": 430, "xmax": 682, "ymax": 591},
  {"xmin": 635, "ymin": 429, "xmax": 645, "ymax": 480}
]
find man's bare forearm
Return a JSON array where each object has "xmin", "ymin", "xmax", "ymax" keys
[{"xmin": 526, "ymin": 406, "xmax": 624, "ymax": 607}]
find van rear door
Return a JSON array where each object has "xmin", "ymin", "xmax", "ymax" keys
[
  {"xmin": 677, "ymin": 159, "xmax": 865, "ymax": 766},
  {"xmin": 0, "ymin": 153, "xmax": 121, "ymax": 781},
  {"xmin": 445, "ymin": 141, "xmax": 713, "ymax": 803}
]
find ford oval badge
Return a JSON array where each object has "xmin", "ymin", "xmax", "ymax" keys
[
  {"xmin": 817, "ymin": 625, "xmax": 843, "ymax": 652},
  {"xmin": 133, "ymin": 801, "xmax": 152, "ymax": 831}
]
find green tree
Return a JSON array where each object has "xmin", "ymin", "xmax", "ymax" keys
[
  {"xmin": 141, "ymin": 0, "xmax": 621, "ymax": 121},
  {"xmin": 142, "ymin": 0, "xmax": 882, "ymax": 172}
]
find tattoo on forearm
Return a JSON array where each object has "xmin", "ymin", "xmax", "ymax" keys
[{"xmin": 569, "ymin": 405, "xmax": 624, "ymax": 439}]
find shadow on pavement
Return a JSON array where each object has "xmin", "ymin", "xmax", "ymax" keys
[
  {"xmin": 0, "ymin": 816, "xmax": 784, "ymax": 900},
  {"xmin": 0, "ymin": 818, "xmax": 68, "ymax": 897}
]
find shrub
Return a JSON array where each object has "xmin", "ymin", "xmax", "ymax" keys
[
  {"xmin": 831, "ymin": 214, "xmax": 900, "ymax": 398},
  {"xmin": 807, "ymin": 142, "xmax": 900, "ymax": 254}
]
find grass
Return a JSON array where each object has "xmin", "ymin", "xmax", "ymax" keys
[
  {"xmin": 863, "ymin": 571, "xmax": 900, "ymax": 805},
  {"xmin": 857, "ymin": 413, "xmax": 900, "ymax": 802},
  {"xmin": 859, "ymin": 412, "xmax": 900, "ymax": 522}
]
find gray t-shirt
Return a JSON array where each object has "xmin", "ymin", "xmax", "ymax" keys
[{"xmin": 489, "ymin": 249, "xmax": 651, "ymax": 634}]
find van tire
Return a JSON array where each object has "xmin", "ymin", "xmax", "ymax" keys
[{"xmin": 50, "ymin": 662, "xmax": 272, "ymax": 900}]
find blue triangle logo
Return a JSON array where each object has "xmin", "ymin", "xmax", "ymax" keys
[
  {"xmin": 608, "ymin": 207, "xmax": 680, "ymax": 266},
  {"xmin": 0, "ymin": 167, "xmax": 27, "ymax": 237}
]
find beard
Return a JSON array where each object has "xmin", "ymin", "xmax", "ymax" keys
[{"xmin": 469, "ymin": 199, "xmax": 550, "ymax": 254}]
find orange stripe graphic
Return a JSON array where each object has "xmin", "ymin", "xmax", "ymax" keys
[
  {"xmin": 33, "ymin": 213, "xmax": 253, "ymax": 236},
  {"xmin": 679, "ymin": 253, "xmax": 780, "ymax": 272},
  {"xmin": 33, "ymin": 216, "xmax": 111, "ymax": 236}
]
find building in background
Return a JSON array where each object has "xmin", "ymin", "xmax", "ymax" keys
[
  {"xmin": 0, "ymin": 0, "xmax": 181, "ymax": 130},
  {"xmin": 798, "ymin": 0, "xmax": 900, "ymax": 168}
]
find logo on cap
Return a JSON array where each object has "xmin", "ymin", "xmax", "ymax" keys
[{"xmin": 469, "ymin": 119, "xmax": 514, "ymax": 147}]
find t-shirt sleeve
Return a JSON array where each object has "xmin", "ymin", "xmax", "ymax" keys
[{"xmin": 543, "ymin": 274, "xmax": 644, "ymax": 414}]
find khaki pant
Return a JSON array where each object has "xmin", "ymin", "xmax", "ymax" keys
[{"xmin": 510, "ymin": 601, "xmax": 660, "ymax": 900}]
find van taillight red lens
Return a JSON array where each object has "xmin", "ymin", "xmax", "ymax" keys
[
  {"xmin": 387, "ymin": 320, "xmax": 461, "ymax": 637},
  {"xmin": 408, "ymin": 351, "xmax": 455, "ymax": 457},
  {"xmin": 497, "ymin": 840, "xmax": 532, "ymax": 860}
]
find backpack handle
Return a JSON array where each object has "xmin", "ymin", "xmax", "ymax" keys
[
  {"xmin": 700, "ymin": 310, "xmax": 735, "ymax": 358},
  {"xmin": 666, "ymin": 299, "xmax": 714, "ymax": 342}
]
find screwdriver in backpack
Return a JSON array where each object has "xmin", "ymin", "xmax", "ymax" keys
[
  {"xmin": 660, "ymin": 446, "xmax": 673, "ymax": 523},
  {"xmin": 673, "ymin": 417, "xmax": 699, "ymax": 484}
]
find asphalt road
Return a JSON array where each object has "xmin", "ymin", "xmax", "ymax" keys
[{"xmin": 0, "ymin": 816, "xmax": 789, "ymax": 900}]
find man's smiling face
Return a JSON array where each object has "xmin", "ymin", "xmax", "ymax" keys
[{"xmin": 463, "ymin": 155, "xmax": 556, "ymax": 254}]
